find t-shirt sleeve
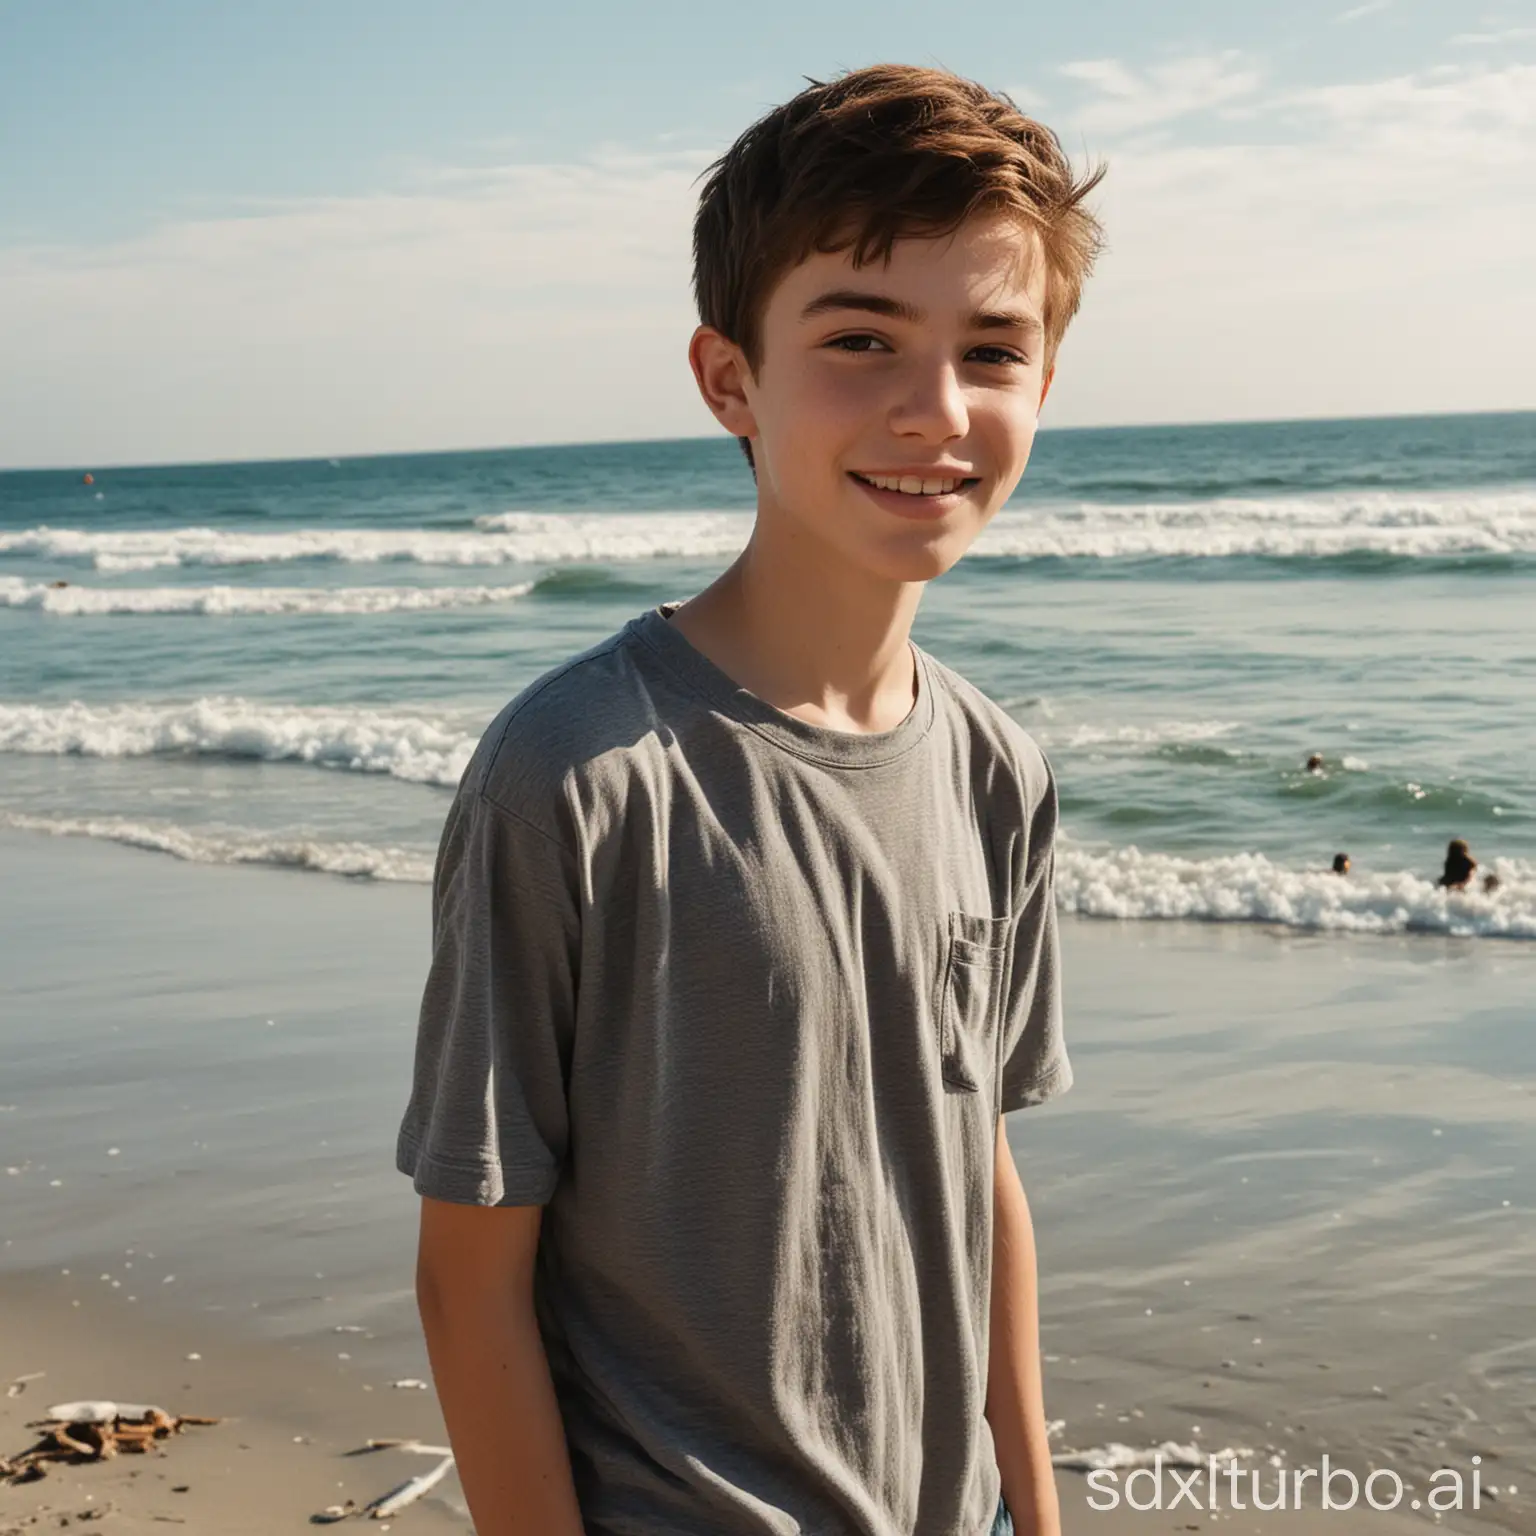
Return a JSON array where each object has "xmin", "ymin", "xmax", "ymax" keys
[
  {"xmin": 998, "ymin": 754, "xmax": 1072, "ymax": 1113},
  {"xmin": 395, "ymin": 780, "xmax": 579, "ymax": 1206}
]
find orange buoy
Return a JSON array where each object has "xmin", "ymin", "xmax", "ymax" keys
[{"xmin": 82, "ymin": 472, "xmax": 95, "ymax": 485}]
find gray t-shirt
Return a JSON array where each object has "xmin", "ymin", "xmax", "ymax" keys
[{"xmin": 396, "ymin": 602, "xmax": 1070, "ymax": 1536}]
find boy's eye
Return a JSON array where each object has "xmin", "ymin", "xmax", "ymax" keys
[
  {"xmin": 825, "ymin": 335, "xmax": 1027, "ymax": 366},
  {"xmin": 826, "ymin": 334, "xmax": 889, "ymax": 353},
  {"xmin": 968, "ymin": 345, "xmax": 1028, "ymax": 367}
]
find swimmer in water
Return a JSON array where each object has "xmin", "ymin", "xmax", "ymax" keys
[
  {"xmin": 1483, "ymin": 873, "xmax": 1501, "ymax": 895},
  {"xmin": 1332, "ymin": 853, "xmax": 1351, "ymax": 875},
  {"xmin": 1306, "ymin": 754, "xmax": 1324, "ymax": 773},
  {"xmin": 1436, "ymin": 838, "xmax": 1477, "ymax": 890}
]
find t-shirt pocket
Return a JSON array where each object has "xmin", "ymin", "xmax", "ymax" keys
[{"xmin": 935, "ymin": 910, "xmax": 1011, "ymax": 1095}]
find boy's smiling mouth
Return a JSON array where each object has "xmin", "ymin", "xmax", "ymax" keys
[
  {"xmin": 850, "ymin": 470, "xmax": 980, "ymax": 495},
  {"xmin": 848, "ymin": 470, "xmax": 982, "ymax": 517}
]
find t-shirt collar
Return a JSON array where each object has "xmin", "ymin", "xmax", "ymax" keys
[{"xmin": 630, "ymin": 600, "xmax": 936, "ymax": 769}]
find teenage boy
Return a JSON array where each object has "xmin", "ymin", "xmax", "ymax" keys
[{"xmin": 397, "ymin": 63, "xmax": 1103, "ymax": 1536}]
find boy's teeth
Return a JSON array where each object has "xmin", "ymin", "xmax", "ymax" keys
[{"xmin": 864, "ymin": 474, "xmax": 961, "ymax": 495}]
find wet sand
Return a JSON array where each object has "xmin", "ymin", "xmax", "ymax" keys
[
  {"xmin": 0, "ymin": 1268, "xmax": 462, "ymax": 1533},
  {"xmin": 1020, "ymin": 921, "xmax": 1535, "ymax": 1528},
  {"xmin": 1, "ymin": 828, "xmax": 1531, "ymax": 1532},
  {"xmin": 0, "ymin": 1263, "xmax": 1459, "ymax": 1536}
]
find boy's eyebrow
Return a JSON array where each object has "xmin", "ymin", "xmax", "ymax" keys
[
  {"xmin": 799, "ymin": 289, "xmax": 1044, "ymax": 336},
  {"xmin": 800, "ymin": 290, "xmax": 925, "ymax": 325}
]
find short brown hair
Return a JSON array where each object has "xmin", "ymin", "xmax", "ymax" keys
[{"xmin": 693, "ymin": 64, "xmax": 1106, "ymax": 465}]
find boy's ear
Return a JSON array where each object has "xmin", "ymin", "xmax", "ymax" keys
[{"xmin": 689, "ymin": 325, "xmax": 758, "ymax": 441}]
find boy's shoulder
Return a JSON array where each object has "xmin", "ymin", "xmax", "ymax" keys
[
  {"xmin": 462, "ymin": 619, "xmax": 659, "ymax": 834},
  {"xmin": 918, "ymin": 646, "xmax": 1055, "ymax": 806}
]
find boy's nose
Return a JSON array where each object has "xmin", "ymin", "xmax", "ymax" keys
[{"xmin": 889, "ymin": 362, "xmax": 969, "ymax": 442}]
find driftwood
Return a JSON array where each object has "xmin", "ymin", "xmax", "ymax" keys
[
  {"xmin": 350, "ymin": 1438, "xmax": 452, "ymax": 1457},
  {"xmin": 3, "ymin": 1394, "xmax": 453, "ymax": 1522},
  {"xmin": 366, "ymin": 1454, "xmax": 455, "ymax": 1518},
  {"xmin": 0, "ymin": 1401, "xmax": 221, "ymax": 1485},
  {"xmin": 313, "ymin": 1440, "xmax": 456, "ymax": 1523}
]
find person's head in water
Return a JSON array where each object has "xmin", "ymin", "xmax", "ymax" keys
[
  {"xmin": 1438, "ymin": 838, "xmax": 1477, "ymax": 890},
  {"xmin": 1306, "ymin": 754, "xmax": 1324, "ymax": 773},
  {"xmin": 1332, "ymin": 852, "xmax": 1351, "ymax": 875},
  {"xmin": 1483, "ymin": 872, "xmax": 1501, "ymax": 895}
]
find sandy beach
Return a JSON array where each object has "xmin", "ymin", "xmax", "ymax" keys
[
  {"xmin": 0, "ymin": 1271, "xmax": 1461, "ymax": 1536},
  {"xmin": 0, "ymin": 1267, "xmax": 463, "ymax": 1533},
  {"xmin": 0, "ymin": 1272, "xmax": 1476, "ymax": 1536},
  {"xmin": 2, "ymin": 827, "xmax": 1531, "ymax": 1533}
]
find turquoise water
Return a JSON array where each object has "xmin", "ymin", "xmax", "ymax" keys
[{"xmin": 2, "ymin": 412, "xmax": 1533, "ymax": 938}]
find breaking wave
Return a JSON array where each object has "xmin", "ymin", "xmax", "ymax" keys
[
  {"xmin": 1056, "ymin": 845, "xmax": 1534, "ymax": 939},
  {"xmin": 983, "ymin": 487, "xmax": 1536, "ymax": 561},
  {"xmin": 1, "ymin": 813, "xmax": 433, "ymax": 882},
  {"xmin": 1, "ymin": 697, "xmax": 1249, "ymax": 790},
  {"xmin": 3, "ymin": 487, "xmax": 1534, "ymax": 571},
  {"xmin": 0, "ymin": 698, "xmax": 476, "ymax": 787},
  {"xmin": 0, "ymin": 514, "xmax": 752, "ymax": 572},
  {"xmin": 4, "ymin": 783, "xmax": 1529, "ymax": 939},
  {"xmin": 0, "ymin": 576, "xmax": 534, "ymax": 616}
]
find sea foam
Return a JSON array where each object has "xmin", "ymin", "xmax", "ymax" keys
[
  {"xmin": 1052, "ymin": 1441, "xmax": 1252, "ymax": 1472},
  {"xmin": 0, "ymin": 698, "xmax": 477, "ymax": 787},
  {"xmin": 0, "ymin": 813, "xmax": 434, "ymax": 882},
  {"xmin": 1056, "ymin": 845, "xmax": 1534, "ymax": 939},
  {"xmin": 1042, "ymin": 720, "xmax": 1240, "ymax": 749},
  {"xmin": 0, "ymin": 515, "xmax": 752, "ymax": 572},
  {"xmin": 3, "ymin": 768, "xmax": 1528, "ymax": 937},
  {"xmin": 980, "ymin": 487, "xmax": 1536, "ymax": 561},
  {"xmin": 3, "ymin": 487, "xmax": 1534, "ymax": 571},
  {"xmin": 0, "ymin": 576, "xmax": 533, "ymax": 616}
]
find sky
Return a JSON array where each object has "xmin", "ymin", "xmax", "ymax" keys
[{"xmin": 2, "ymin": 0, "xmax": 1534, "ymax": 468}]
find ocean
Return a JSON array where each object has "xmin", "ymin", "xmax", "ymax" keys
[{"xmin": 2, "ymin": 410, "xmax": 1533, "ymax": 939}]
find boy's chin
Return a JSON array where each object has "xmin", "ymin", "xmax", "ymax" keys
[
  {"xmin": 851, "ymin": 532, "xmax": 974, "ymax": 585},
  {"xmin": 770, "ymin": 492, "xmax": 983, "ymax": 583}
]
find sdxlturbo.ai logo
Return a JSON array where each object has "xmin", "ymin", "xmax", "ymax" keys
[{"xmin": 1086, "ymin": 1454, "xmax": 1494, "ymax": 1514}]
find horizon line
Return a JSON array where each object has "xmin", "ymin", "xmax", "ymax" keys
[{"xmin": 3, "ymin": 404, "xmax": 1533, "ymax": 477}]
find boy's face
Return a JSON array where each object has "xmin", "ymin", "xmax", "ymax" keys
[{"xmin": 693, "ymin": 212, "xmax": 1054, "ymax": 586}]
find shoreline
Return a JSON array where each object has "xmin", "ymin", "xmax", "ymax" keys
[{"xmin": 2, "ymin": 811, "xmax": 1530, "ymax": 943}]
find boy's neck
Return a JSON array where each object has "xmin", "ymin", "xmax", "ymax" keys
[{"xmin": 668, "ymin": 513, "xmax": 924, "ymax": 736}]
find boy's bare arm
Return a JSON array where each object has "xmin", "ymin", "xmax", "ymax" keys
[
  {"xmin": 984, "ymin": 1116, "xmax": 1062, "ymax": 1536},
  {"xmin": 415, "ymin": 1197, "xmax": 585, "ymax": 1536}
]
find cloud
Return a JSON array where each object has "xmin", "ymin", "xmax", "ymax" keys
[
  {"xmin": 1055, "ymin": 52, "xmax": 1261, "ymax": 136},
  {"xmin": 1450, "ymin": 25, "xmax": 1536, "ymax": 45},
  {"xmin": 1030, "ymin": 58, "xmax": 1536, "ymax": 426},
  {"xmin": 0, "ymin": 149, "xmax": 714, "ymax": 467},
  {"xmin": 1334, "ymin": 0, "xmax": 1393, "ymax": 23},
  {"xmin": 1, "ymin": 54, "xmax": 1534, "ymax": 465}
]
